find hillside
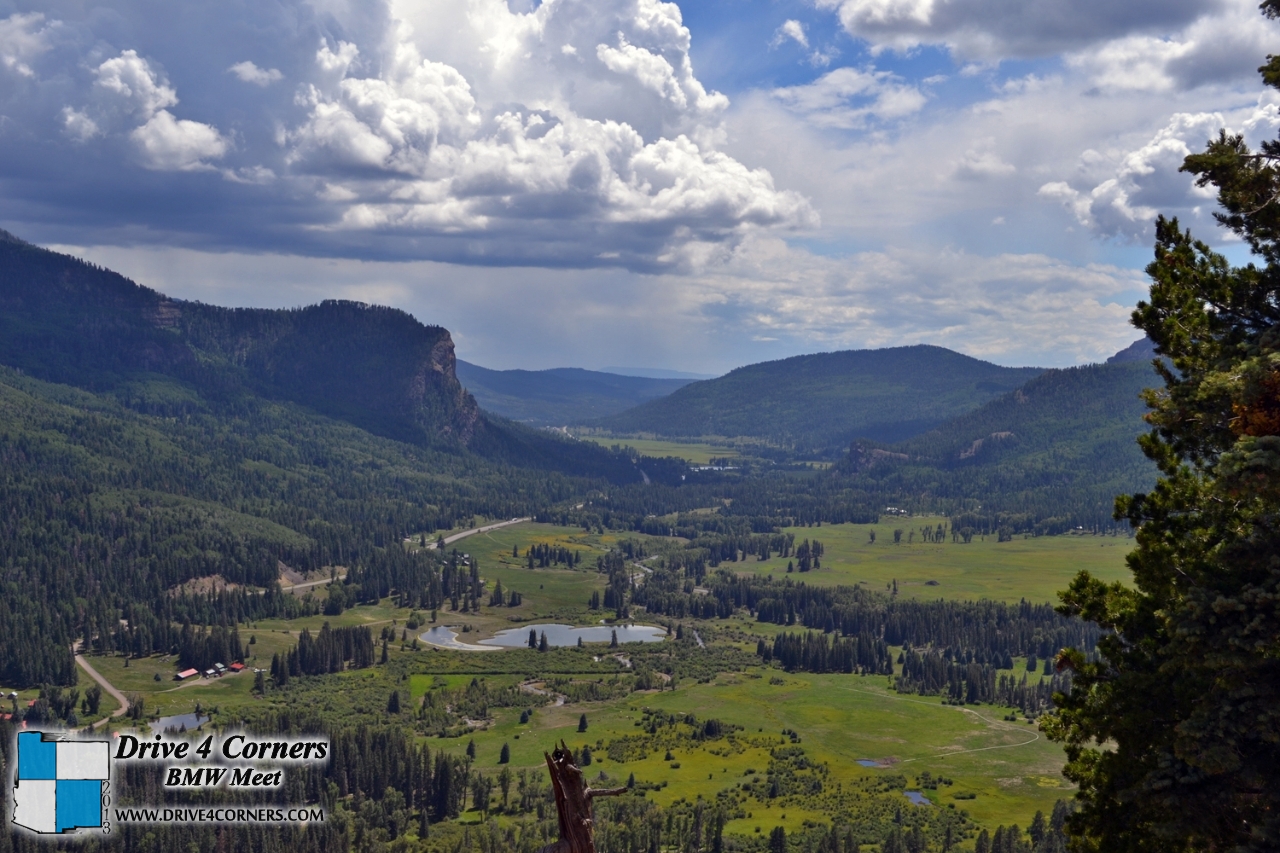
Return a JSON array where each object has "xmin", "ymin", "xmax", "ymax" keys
[
  {"xmin": 0, "ymin": 230, "xmax": 640, "ymax": 482},
  {"xmin": 836, "ymin": 359, "xmax": 1159, "ymax": 532},
  {"xmin": 455, "ymin": 361, "xmax": 691, "ymax": 424},
  {"xmin": 591, "ymin": 346, "xmax": 1043, "ymax": 453}
]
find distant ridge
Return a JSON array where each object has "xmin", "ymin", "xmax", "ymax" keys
[
  {"xmin": 456, "ymin": 361, "xmax": 692, "ymax": 424},
  {"xmin": 600, "ymin": 366, "xmax": 718, "ymax": 380},
  {"xmin": 834, "ymin": 356, "xmax": 1159, "ymax": 531},
  {"xmin": 1107, "ymin": 337, "xmax": 1157, "ymax": 364},
  {"xmin": 591, "ymin": 345, "xmax": 1044, "ymax": 453}
]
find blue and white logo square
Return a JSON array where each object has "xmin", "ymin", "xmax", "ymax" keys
[{"xmin": 12, "ymin": 731, "xmax": 110, "ymax": 835}]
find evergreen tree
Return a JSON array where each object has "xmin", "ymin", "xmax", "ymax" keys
[
  {"xmin": 769, "ymin": 826, "xmax": 787, "ymax": 853},
  {"xmin": 387, "ymin": 690, "xmax": 401, "ymax": 714},
  {"xmin": 1047, "ymin": 7, "xmax": 1280, "ymax": 849},
  {"xmin": 499, "ymin": 742, "xmax": 510, "ymax": 764},
  {"xmin": 578, "ymin": 713, "xmax": 588, "ymax": 732}
]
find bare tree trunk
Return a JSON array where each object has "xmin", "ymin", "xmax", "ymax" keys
[{"xmin": 537, "ymin": 741, "xmax": 626, "ymax": 853}]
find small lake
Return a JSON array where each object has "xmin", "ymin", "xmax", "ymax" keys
[
  {"xmin": 418, "ymin": 626, "xmax": 502, "ymax": 651},
  {"xmin": 480, "ymin": 624, "xmax": 667, "ymax": 648},
  {"xmin": 903, "ymin": 791, "xmax": 932, "ymax": 807},
  {"xmin": 149, "ymin": 713, "xmax": 209, "ymax": 734},
  {"xmin": 856, "ymin": 759, "xmax": 881, "ymax": 768},
  {"xmin": 419, "ymin": 623, "xmax": 667, "ymax": 650}
]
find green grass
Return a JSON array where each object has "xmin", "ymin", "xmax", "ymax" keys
[
  {"xmin": 579, "ymin": 437, "xmax": 741, "ymax": 465},
  {"xmin": 736, "ymin": 518, "xmax": 1133, "ymax": 603},
  {"xmin": 429, "ymin": 665, "xmax": 1072, "ymax": 833}
]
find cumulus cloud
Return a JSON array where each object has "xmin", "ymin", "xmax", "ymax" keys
[
  {"xmin": 815, "ymin": 0, "xmax": 1214, "ymax": 60},
  {"xmin": 771, "ymin": 66, "xmax": 926, "ymax": 128},
  {"xmin": 60, "ymin": 107, "xmax": 99, "ymax": 142},
  {"xmin": 131, "ymin": 110, "xmax": 229, "ymax": 171},
  {"xmin": 1066, "ymin": 0, "xmax": 1280, "ymax": 93},
  {"xmin": 274, "ymin": 15, "xmax": 809, "ymax": 265},
  {"xmin": 93, "ymin": 49, "xmax": 178, "ymax": 119},
  {"xmin": 1038, "ymin": 101, "xmax": 1280, "ymax": 239},
  {"xmin": 0, "ymin": 12, "xmax": 56, "ymax": 77},
  {"xmin": 228, "ymin": 60, "xmax": 283, "ymax": 86},
  {"xmin": 3, "ymin": 0, "xmax": 810, "ymax": 269},
  {"xmin": 67, "ymin": 49, "xmax": 229, "ymax": 170},
  {"xmin": 774, "ymin": 20, "xmax": 809, "ymax": 49}
]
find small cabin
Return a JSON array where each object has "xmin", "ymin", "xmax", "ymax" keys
[
  {"xmin": 228, "ymin": 662, "xmax": 245, "ymax": 672},
  {"xmin": 175, "ymin": 668, "xmax": 199, "ymax": 681}
]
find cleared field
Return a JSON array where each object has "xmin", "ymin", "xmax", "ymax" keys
[
  {"xmin": 579, "ymin": 436, "xmax": 741, "ymax": 464},
  {"xmin": 738, "ymin": 518, "xmax": 1133, "ymax": 603},
  {"xmin": 431, "ymin": 665, "xmax": 1071, "ymax": 833}
]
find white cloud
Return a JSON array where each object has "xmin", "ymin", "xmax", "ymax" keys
[
  {"xmin": 278, "ymin": 16, "xmax": 808, "ymax": 263},
  {"xmin": 60, "ymin": 106, "xmax": 99, "ymax": 142},
  {"xmin": 228, "ymin": 61, "xmax": 283, "ymax": 87},
  {"xmin": 692, "ymin": 235, "xmax": 1144, "ymax": 365},
  {"xmin": 1066, "ymin": 0, "xmax": 1280, "ymax": 93},
  {"xmin": 816, "ymin": 0, "xmax": 1217, "ymax": 61},
  {"xmin": 0, "ymin": 12, "xmax": 56, "ymax": 77},
  {"xmin": 131, "ymin": 109, "xmax": 228, "ymax": 171},
  {"xmin": 74, "ymin": 49, "xmax": 230, "ymax": 171},
  {"xmin": 955, "ymin": 143, "xmax": 1017, "ymax": 179},
  {"xmin": 771, "ymin": 66, "xmax": 926, "ymax": 128},
  {"xmin": 1035, "ymin": 107, "xmax": 1280, "ymax": 239},
  {"xmin": 774, "ymin": 20, "xmax": 809, "ymax": 49},
  {"xmin": 596, "ymin": 32, "xmax": 727, "ymax": 113},
  {"xmin": 93, "ymin": 49, "xmax": 177, "ymax": 119}
]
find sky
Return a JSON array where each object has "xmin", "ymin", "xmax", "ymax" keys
[{"xmin": 0, "ymin": 0, "xmax": 1276, "ymax": 373}]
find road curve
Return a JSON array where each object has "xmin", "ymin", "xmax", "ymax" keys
[{"xmin": 75, "ymin": 653, "xmax": 130, "ymax": 721}]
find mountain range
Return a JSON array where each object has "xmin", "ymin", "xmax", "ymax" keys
[
  {"xmin": 454, "ymin": 361, "xmax": 692, "ymax": 425},
  {"xmin": 585, "ymin": 346, "xmax": 1044, "ymax": 453}
]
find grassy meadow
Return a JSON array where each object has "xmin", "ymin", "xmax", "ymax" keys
[
  {"xmin": 579, "ymin": 436, "xmax": 742, "ymax": 465},
  {"xmin": 737, "ymin": 517, "xmax": 1133, "ymax": 604}
]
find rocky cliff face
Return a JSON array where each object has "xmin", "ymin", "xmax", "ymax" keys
[{"xmin": 412, "ymin": 335, "xmax": 481, "ymax": 445}]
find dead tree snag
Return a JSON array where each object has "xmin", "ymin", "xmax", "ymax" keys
[{"xmin": 537, "ymin": 741, "xmax": 627, "ymax": 853}]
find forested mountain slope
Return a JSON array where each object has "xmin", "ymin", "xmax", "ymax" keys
[
  {"xmin": 455, "ymin": 361, "xmax": 690, "ymax": 424},
  {"xmin": 591, "ymin": 346, "xmax": 1043, "ymax": 453},
  {"xmin": 836, "ymin": 360, "xmax": 1159, "ymax": 531},
  {"xmin": 0, "ymin": 363, "xmax": 614, "ymax": 687}
]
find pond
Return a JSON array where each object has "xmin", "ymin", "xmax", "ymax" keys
[
  {"xmin": 479, "ymin": 623, "xmax": 666, "ymax": 648},
  {"xmin": 903, "ymin": 791, "xmax": 932, "ymax": 807},
  {"xmin": 149, "ymin": 713, "xmax": 209, "ymax": 734},
  {"xmin": 418, "ymin": 626, "xmax": 502, "ymax": 651},
  {"xmin": 419, "ymin": 623, "xmax": 667, "ymax": 650}
]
